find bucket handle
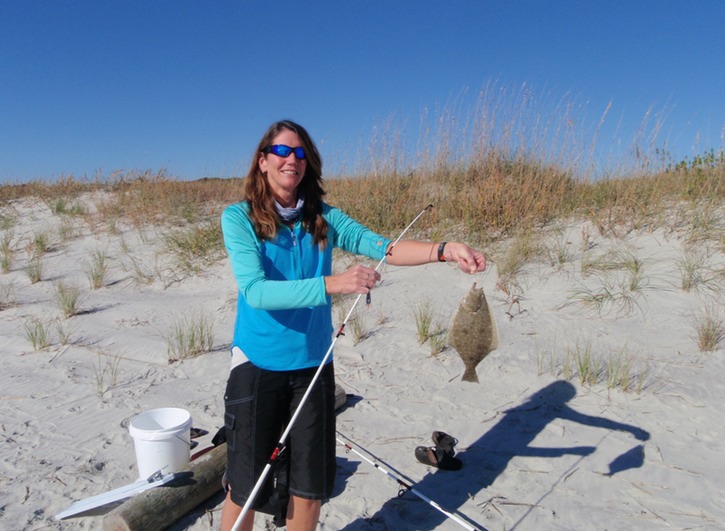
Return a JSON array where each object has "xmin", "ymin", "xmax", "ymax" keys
[{"xmin": 175, "ymin": 432, "xmax": 192, "ymax": 448}]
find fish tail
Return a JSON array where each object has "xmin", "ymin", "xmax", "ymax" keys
[{"xmin": 461, "ymin": 367, "xmax": 479, "ymax": 383}]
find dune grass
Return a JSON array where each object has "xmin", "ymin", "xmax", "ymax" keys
[
  {"xmin": 54, "ymin": 281, "xmax": 84, "ymax": 318},
  {"xmin": 539, "ymin": 340, "xmax": 651, "ymax": 394},
  {"xmin": 428, "ymin": 331, "xmax": 447, "ymax": 357},
  {"xmin": 1, "ymin": 106, "xmax": 721, "ymax": 256},
  {"xmin": 29, "ymin": 230, "xmax": 51, "ymax": 257},
  {"xmin": 0, "ymin": 283, "xmax": 15, "ymax": 311},
  {"xmin": 165, "ymin": 309, "xmax": 215, "ymax": 362},
  {"xmin": 677, "ymin": 249, "xmax": 722, "ymax": 295},
  {"xmin": 24, "ymin": 317, "xmax": 52, "ymax": 350},
  {"xmin": 55, "ymin": 318, "xmax": 74, "ymax": 346},
  {"xmin": 413, "ymin": 301, "xmax": 436, "ymax": 345},
  {"xmin": 162, "ymin": 220, "xmax": 226, "ymax": 275},
  {"xmin": 1, "ymin": 230, "xmax": 13, "ymax": 273},
  {"xmin": 48, "ymin": 196, "xmax": 86, "ymax": 217},
  {"xmin": 92, "ymin": 351, "xmax": 122, "ymax": 398},
  {"xmin": 693, "ymin": 305, "xmax": 724, "ymax": 353},
  {"xmin": 25, "ymin": 255, "xmax": 43, "ymax": 284},
  {"xmin": 348, "ymin": 311, "xmax": 369, "ymax": 346},
  {"xmin": 83, "ymin": 248, "xmax": 110, "ymax": 289},
  {"xmin": 1, "ymin": 91, "xmax": 722, "ymax": 373}
]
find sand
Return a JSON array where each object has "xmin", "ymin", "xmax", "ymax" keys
[{"xmin": 1, "ymin": 195, "xmax": 723, "ymax": 530}]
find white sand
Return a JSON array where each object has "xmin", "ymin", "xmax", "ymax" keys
[{"xmin": 1, "ymin": 195, "xmax": 723, "ymax": 530}]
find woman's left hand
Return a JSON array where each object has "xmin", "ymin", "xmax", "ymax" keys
[{"xmin": 446, "ymin": 242, "xmax": 487, "ymax": 274}]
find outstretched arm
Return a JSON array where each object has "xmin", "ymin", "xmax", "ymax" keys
[
  {"xmin": 561, "ymin": 406, "xmax": 650, "ymax": 441},
  {"xmin": 385, "ymin": 240, "xmax": 487, "ymax": 274},
  {"xmin": 323, "ymin": 240, "xmax": 487, "ymax": 296}
]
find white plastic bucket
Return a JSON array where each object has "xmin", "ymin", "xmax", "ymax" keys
[{"xmin": 128, "ymin": 407, "xmax": 192, "ymax": 479}]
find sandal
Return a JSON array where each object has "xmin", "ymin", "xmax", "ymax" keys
[
  {"xmin": 415, "ymin": 446, "xmax": 463, "ymax": 471},
  {"xmin": 432, "ymin": 431, "xmax": 458, "ymax": 457},
  {"xmin": 190, "ymin": 427, "xmax": 208, "ymax": 439}
]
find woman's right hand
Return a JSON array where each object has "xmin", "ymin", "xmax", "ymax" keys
[{"xmin": 324, "ymin": 265, "xmax": 380, "ymax": 295}]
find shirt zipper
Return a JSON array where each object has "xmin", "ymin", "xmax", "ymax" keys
[{"xmin": 288, "ymin": 226, "xmax": 302, "ymax": 278}]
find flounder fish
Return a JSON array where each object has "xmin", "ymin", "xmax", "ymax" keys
[{"xmin": 449, "ymin": 282, "xmax": 499, "ymax": 383}]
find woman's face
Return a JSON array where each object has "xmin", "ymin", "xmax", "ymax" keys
[{"xmin": 258, "ymin": 129, "xmax": 307, "ymax": 206}]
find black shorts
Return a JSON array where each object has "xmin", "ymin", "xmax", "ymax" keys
[{"xmin": 224, "ymin": 360, "xmax": 336, "ymax": 509}]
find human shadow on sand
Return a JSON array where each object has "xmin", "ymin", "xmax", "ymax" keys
[{"xmin": 338, "ymin": 380, "xmax": 650, "ymax": 531}]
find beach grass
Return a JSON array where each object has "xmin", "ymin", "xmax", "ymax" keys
[
  {"xmin": 162, "ymin": 220, "xmax": 225, "ymax": 275},
  {"xmin": 25, "ymin": 255, "xmax": 43, "ymax": 284},
  {"xmin": 1, "ymin": 230, "xmax": 13, "ymax": 273},
  {"xmin": 55, "ymin": 317, "xmax": 74, "ymax": 346},
  {"xmin": 120, "ymin": 250, "xmax": 155, "ymax": 286},
  {"xmin": 1, "ymin": 106, "xmax": 721, "ymax": 252},
  {"xmin": 348, "ymin": 311, "xmax": 368, "ymax": 346},
  {"xmin": 413, "ymin": 301, "xmax": 436, "ymax": 345},
  {"xmin": 165, "ymin": 309, "xmax": 215, "ymax": 362},
  {"xmin": 23, "ymin": 316, "xmax": 52, "ymax": 350},
  {"xmin": 693, "ymin": 305, "xmax": 724, "ymax": 353},
  {"xmin": 30, "ymin": 230, "xmax": 51, "ymax": 257},
  {"xmin": 54, "ymin": 281, "xmax": 84, "ymax": 318},
  {"xmin": 1, "ymin": 96, "xmax": 723, "ymax": 376},
  {"xmin": 428, "ymin": 331, "xmax": 447, "ymax": 357},
  {"xmin": 83, "ymin": 248, "xmax": 110, "ymax": 289},
  {"xmin": 92, "ymin": 351, "xmax": 121, "ymax": 398},
  {"xmin": 0, "ymin": 282, "xmax": 15, "ymax": 311},
  {"xmin": 541, "ymin": 340, "xmax": 651, "ymax": 394}
]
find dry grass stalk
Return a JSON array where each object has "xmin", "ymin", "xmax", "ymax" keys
[{"xmin": 693, "ymin": 305, "xmax": 724, "ymax": 353}]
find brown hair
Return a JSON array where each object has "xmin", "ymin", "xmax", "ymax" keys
[{"xmin": 244, "ymin": 120, "xmax": 328, "ymax": 247}]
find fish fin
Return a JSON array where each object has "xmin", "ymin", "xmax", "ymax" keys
[
  {"xmin": 461, "ymin": 367, "xmax": 479, "ymax": 383},
  {"xmin": 489, "ymin": 306, "xmax": 499, "ymax": 351}
]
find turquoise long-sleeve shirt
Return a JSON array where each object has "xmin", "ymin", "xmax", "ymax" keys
[{"xmin": 221, "ymin": 201, "xmax": 391, "ymax": 371}]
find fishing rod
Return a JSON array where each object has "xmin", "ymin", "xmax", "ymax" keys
[
  {"xmin": 365, "ymin": 203, "xmax": 433, "ymax": 305},
  {"xmin": 336, "ymin": 431, "xmax": 483, "ymax": 531},
  {"xmin": 232, "ymin": 204, "xmax": 434, "ymax": 531}
]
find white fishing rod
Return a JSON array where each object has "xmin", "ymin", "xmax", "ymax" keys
[
  {"xmin": 336, "ymin": 431, "xmax": 482, "ymax": 531},
  {"xmin": 232, "ymin": 204, "xmax": 434, "ymax": 531}
]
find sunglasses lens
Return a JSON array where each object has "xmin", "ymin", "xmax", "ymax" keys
[
  {"xmin": 294, "ymin": 147, "xmax": 306, "ymax": 159},
  {"xmin": 273, "ymin": 145, "xmax": 292, "ymax": 157}
]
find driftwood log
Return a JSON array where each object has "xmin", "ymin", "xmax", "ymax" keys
[{"xmin": 102, "ymin": 443, "xmax": 226, "ymax": 531}]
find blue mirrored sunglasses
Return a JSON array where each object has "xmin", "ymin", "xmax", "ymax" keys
[{"xmin": 263, "ymin": 144, "xmax": 306, "ymax": 159}]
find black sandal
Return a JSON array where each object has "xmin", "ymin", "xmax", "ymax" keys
[
  {"xmin": 415, "ymin": 446, "xmax": 463, "ymax": 471},
  {"xmin": 432, "ymin": 431, "xmax": 458, "ymax": 457},
  {"xmin": 190, "ymin": 427, "xmax": 208, "ymax": 439}
]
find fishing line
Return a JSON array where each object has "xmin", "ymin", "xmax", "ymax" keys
[
  {"xmin": 336, "ymin": 431, "xmax": 483, "ymax": 531},
  {"xmin": 231, "ymin": 204, "xmax": 434, "ymax": 531}
]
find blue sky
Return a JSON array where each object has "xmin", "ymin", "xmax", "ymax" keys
[{"xmin": 1, "ymin": 1, "xmax": 724, "ymax": 183}]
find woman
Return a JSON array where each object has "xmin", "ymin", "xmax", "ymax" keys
[{"xmin": 220, "ymin": 120, "xmax": 486, "ymax": 531}]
